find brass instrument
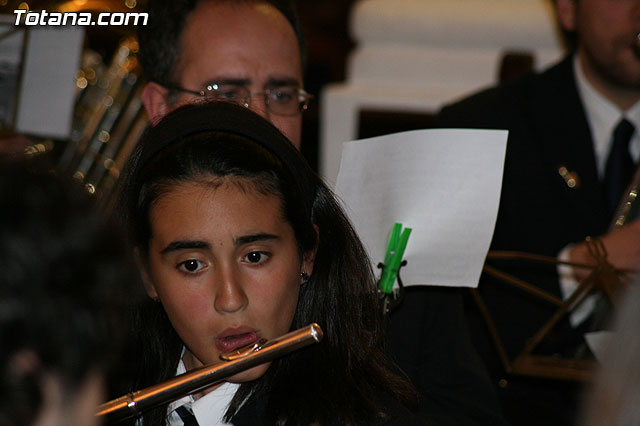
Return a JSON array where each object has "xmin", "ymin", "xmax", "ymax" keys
[
  {"xmin": 612, "ymin": 32, "xmax": 640, "ymax": 227},
  {"xmin": 609, "ymin": 163, "xmax": 640, "ymax": 228},
  {"xmin": 96, "ymin": 324, "xmax": 323, "ymax": 423},
  {"xmin": 58, "ymin": 36, "xmax": 148, "ymax": 211}
]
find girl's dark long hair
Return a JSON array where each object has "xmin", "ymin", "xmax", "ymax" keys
[{"xmin": 115, "ymin": 103, "xmax": 415, "ymax": 425}]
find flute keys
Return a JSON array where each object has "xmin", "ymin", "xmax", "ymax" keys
[{"xmin": 220, "ymin": 338, "xmax": 268, "ymax": 361}]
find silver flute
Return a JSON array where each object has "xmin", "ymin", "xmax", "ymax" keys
[{"xmin": 96, "ymin": 323, "xmax": 324, "ymax": 422}]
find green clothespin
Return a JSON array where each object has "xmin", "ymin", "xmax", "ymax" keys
[{"xmin": 379, "ymin": 222, "xmax": 412, "ymax": 294}]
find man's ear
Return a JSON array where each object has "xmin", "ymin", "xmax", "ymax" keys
[
  {"xmin": 142, "ymin": 82, "xmax": 171, "ymax": 126},
  {"xmin": 555, "ymin": 0, "xmax": 577, "ymax": 32},
  {"xmin": 134, "ymin": 248, "xmax": 159, "ymax": 300}
]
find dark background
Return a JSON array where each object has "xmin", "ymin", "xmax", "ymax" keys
[
  {"xmin": 0, "ymin": 0, "xmax": 362, "ymax": 171},
  {"xmin": 0, "ymin": 0, "xmax": 532, "ymax": 171}
]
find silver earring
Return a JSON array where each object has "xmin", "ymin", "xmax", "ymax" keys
[{"xmin": 300, "ymin": 271, "xmax": 310, "ymax": 284}]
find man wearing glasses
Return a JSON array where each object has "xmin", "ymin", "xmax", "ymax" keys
[{"xmin": 138, "ymin": 0, "xmax": 311, "ymax": 149}]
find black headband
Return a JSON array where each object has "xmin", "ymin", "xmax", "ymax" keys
[{"xmin": 138, "ymin": 101, "xmax": 317, "ymax": 215}]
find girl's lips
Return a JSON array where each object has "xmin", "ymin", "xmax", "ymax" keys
[{"xmin": 216, "ymin": 328, "xmax": 259, "ymax": 354}]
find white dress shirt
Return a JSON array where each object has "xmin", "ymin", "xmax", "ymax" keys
[{"xmin": 166, "ymin": 354, "xmax": 240, "ymax": 426}]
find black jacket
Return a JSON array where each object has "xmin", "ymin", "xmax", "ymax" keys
[
  {"xmin": 437, "ymin": 55, "xmax": 604, "ymax": 426},
  {"xmin": 230, "ymin": 388, "xmax": 427, "ymax": 426}
]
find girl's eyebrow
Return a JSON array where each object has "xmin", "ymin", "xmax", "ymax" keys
[
  {"xmin": 159, "ymin": 234, "xmax": 280, "ymax": 254},
  {"xmin": 160, "ymin": 240, "xmax": 209, "ymax": 254},
  {"xmin": 234, "ymin": 233, "xmax": 279, "ymax": 246}
]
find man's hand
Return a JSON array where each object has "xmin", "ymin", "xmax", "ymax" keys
[{"xmin": 569, "ymin": 219, "xmax": 640, "ymax": 284}]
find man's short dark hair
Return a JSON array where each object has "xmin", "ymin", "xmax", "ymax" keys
[{"xmin": 137, "ymin": 0, "xmax": 306, "ymax": 86}]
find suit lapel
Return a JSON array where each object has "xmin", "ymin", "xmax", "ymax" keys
[{"xmin": 529, "ymin": 56, "xmax": 608, "ymax": 233}]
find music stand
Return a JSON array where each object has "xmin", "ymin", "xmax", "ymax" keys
[{"xmin": 472, "ymin": 240, "xmax": 631, "ymax": 381}]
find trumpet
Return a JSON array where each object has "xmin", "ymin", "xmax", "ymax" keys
[
  {"xmin": 610, "ymin": 28, "xmax": 640, "ymax": 228},
  {"xmin": 97, "ymin": 323, "xmax": 323, "ymax": 423},
  {"xmin": 610, "ymin": 155, "xmax": 640, "ymax": 229},
  {"xmin": 610, "ymin": 166, "xmax": 640, "ymax": 228}
]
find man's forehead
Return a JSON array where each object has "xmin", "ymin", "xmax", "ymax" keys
[
  {"xmin": 174, "ymin": 0, "xmax": 303, "ymax": 87},
  {"xmin": 191, "ymin": 76, "xmax": 302, "ymax": 88},
  {"xmin": 187, "ymin": 0, "xmax": 294, "ymax": 34},
  {"xmin": 179, "ymin": 1, "xmax": 300, "ymax": 58}
]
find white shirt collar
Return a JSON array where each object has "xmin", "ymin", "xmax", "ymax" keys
[
  {"xmin": 191, "ymin": 381, "xmax": 239, "ymax": 425},
  {"xmin": 166, "ymin": 350, "xmax": 240, "ymax": 426},
  {"xmin": 573, "ymin": 54, "xmax": 640, "ymax": 177},
  {"xmin": 166, "ymin": 354, "xmax": 193, "ymax": 420}
]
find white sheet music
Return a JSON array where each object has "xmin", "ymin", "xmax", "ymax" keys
[
  {"xmin": 15, "ymin": 26, "xmax": 84, "ymax": 139},
  {"xmin": 335, "ymin": 128, "xmax": 507, "ymax": 288}
]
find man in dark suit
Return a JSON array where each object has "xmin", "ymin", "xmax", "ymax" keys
[{"xmin": 438, "ymin": 0, "xmax": 640, "ymax": 425}]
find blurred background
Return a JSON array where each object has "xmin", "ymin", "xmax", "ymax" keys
[{"xmin": 0, "ymin": 0, "xmax": 565, "ymax": 194}]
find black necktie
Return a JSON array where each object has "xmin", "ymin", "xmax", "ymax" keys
[
  {"xmin": 175, "ymin": 405, "xmax": 199, "ymax": 426},
  {"xmin": 604, "ymin": 118, "xmax": 636, "ymax": 219}
]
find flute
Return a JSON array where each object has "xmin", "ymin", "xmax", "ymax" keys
[{"xmin": 96, "ymin": 323, "xmax": 323, "ymax": 423}]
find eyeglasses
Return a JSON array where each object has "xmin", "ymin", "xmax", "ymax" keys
[{"xmin": 164, "ymin": 82, "xmax": 313, "ymax": 116}]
